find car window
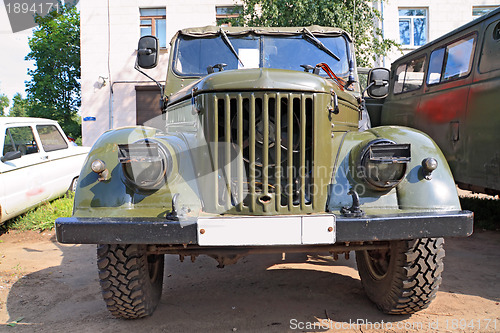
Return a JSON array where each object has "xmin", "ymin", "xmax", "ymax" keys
[
  {"xmin": 3, "ymin": 126, "xmax": 39, "ymax": 156},
  {"xmin": 403, "ymin": 56, "xmax": 426, "ymax": 92},
  {"xmin": 392, "ymin": 55, "xmax": 426, "ymax": 94},
  {"xmin": 36, "ymin": 125, "xmax": 68, "ymax": 152},
  {"xmin": 393, "ymin": 63, "xmax": 406, "ymax": 94},
  {"xmin": 427, "ymin": 35, "xmax": 476, "ymax": 85},
  {"xmin": 443, "ymin": 37, "xmax": 475, "ymax": 81},
  {"xmin": 427, "ymin": 48, "xmax": 445, "ymax": 84}
]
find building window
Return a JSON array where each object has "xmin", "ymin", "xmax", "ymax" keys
[
  {"xmin": 472, "ymin": 6, "xmax": 497, "ymax": 17},
  {"xmin": 140, "ymin": 8, "xmax": 166, "ymax": 48},
  {"xmin": 216, "ymin": 6, "xmax": 242, "ymax": 27},
  {"xmin": 399, "ymin": 9, "xmax": 428, "ymax": 47}
]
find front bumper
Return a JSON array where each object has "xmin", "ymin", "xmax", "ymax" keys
[{"xmin": 55, "ymin": 210, "xmax": 473, "ymax": 245}]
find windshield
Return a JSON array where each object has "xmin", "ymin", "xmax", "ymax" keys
[{"xmin": 173, "ymin": 34, "xmax": 350, "ymax": 77}]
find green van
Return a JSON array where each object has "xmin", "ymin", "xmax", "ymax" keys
[{"xmin": 373, "ymin": 7, "xmax": 500, "ymax": 195}]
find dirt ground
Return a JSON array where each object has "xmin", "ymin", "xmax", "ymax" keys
[{"xmin": 0, "ymin": 229, "xmax": 499, "ymax": 332}]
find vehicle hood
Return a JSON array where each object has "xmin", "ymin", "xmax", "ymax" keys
[{"xmin": 167, "ymin": 68, "xmax": 357, "ymax": 106}]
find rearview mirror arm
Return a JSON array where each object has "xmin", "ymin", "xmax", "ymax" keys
[{"xmin": 134, "ymin": 59, "xmax": 167, "ymax": 112}]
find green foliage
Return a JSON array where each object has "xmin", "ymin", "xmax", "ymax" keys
[
  {"xmin": 460, "ymin": 196, "xmax": 500, "ymax": 231},
  {"xmin": 9, "ymin": 93, "xmax": 29, "ymax": 117},
  {"xmin": 0, "ymin": 92, "xmax": 9, "ymax": 117},
  {"xmin": 25, "ymin": 6, "xmax": 81, "ymax": 140},
  {"xmin": 230, "ymin": 0, "xmax": 399, "ymax": 67},
  {"xmin": 2, "ymin": 193, "xmax": 74, "ymax": 232}
]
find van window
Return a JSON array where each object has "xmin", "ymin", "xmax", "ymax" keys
[
  {"xmin": 393, "ymin": 55, "xmax": 426, "ymax": 94},
  {"xmin": 427, "ymin": 35, "xmax": 476, "ymax": 85},
  {"xmin": 403, "ymin": 57, "xmax": 426, "ymax": 92},
  {"xmin": 443, "ymin": 37, "xmax": 475, "ymax": 81},
  {"xmin": 427, "ymin": 48, "xmax": 445, "ymax": 84},
  {"xmin": 393, "ymin": 63, "xmax": 406, "ymax": 94}
]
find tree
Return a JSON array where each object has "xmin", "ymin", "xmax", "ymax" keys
[
  {"xmin": 25, "ymin": 6, "xmax": 81, "ymax": 139},
  {"xmin": 0, "ymin": 92, "xmax": 8, "ymax": 117},
  {"xmin": 9, "ymin": 93, "xmax": 29, "ymax": 117},
  {"xmin": 231, "ymin": 0, "xmax": 399, "ymax": 67}
]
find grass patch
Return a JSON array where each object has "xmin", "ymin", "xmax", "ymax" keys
[
  {"xmin": 460, "ymin": 196, "xmax": 500, "ymax": 231},
  {"xmin": 2, "ymin": 193, "xmax": 74, "ymax": 232}
]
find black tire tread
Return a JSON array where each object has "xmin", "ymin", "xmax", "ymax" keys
[
  {"xmin": 97, "ymin": 244, "xmax": 164, "ymax": 319},
  {"xmin": 356, "ymin": 237, "xmax": 445, "ymax": 315}
]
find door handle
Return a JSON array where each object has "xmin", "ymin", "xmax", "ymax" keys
[{"xmin": 41, "ymin": 155, "xmax": 49, "ymax": 160}]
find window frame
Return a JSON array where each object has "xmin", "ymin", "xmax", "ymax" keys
[
  {"xmin": 140, "ymin": 8, "xmax": 166, "ymax": 48},
  {"xmin": 426, "ymin": 33, "xmax": 477, "ymax": 86},
  {"xmin": 3, "ymin": 126, "xmax": 39, "ymax": 156},
  {"xmin": 398, "ymin": 8, "xmax": 428, "ymax": 48},
  {"xmin": 216, "ymin": 5, "xmax": 243, "ymax": 27},
  {"xmin": 472, "ymin": 6, "xmax": 497, "ymax": 17}
]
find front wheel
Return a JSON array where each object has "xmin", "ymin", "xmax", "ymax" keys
[
  {"xmin": 355, "ymin": 238, "xmax": 445, "ymax": 314},
  {"xmin": 97, "ymin": 244, "xmax": 164, "ymax": 319}
]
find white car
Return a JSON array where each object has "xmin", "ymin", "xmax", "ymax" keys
[{"xmin": 0, "ymin": 117, "xmax": 90, "ymax": 223}]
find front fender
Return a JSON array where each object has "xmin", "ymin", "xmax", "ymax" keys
[
  {"xmin": 73, "ymin": 126, "xmax": 203, "ymax": 218},
  {"xmin": 327, "ymin": 126, "xmax": 460, "ymax": 213}
]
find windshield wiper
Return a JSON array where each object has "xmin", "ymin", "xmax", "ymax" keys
[
  {"xmin": 302, "ymin": 28, "xmax": 340, "ymax": 62},
  {"xmin": 220, "ymin": 28, "xmax": 245, "ymax": 67}
]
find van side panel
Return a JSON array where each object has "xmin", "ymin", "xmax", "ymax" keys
[
  {"xmin": 462, "ymin": 17, "xmax": 500, "ymax": 193},
  {"xmin": 416, "ymin": 78, "xmax": 471, "ymax": 179}
]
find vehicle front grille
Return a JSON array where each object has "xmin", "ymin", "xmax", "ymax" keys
[{"xmin": 203, "ymin": 92, "xmax": 317, "ymax": 214}]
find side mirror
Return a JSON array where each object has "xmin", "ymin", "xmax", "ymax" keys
[
  {"xmin": 1, "ymin": 150, "xmax": 22, "ymax": 162},
  {"xmin": 367, "ymin": 68, "xmax": 390, "ymax": 99},
  {"xmin": 137, "ymin": 35, "xmax": 159, "ymax": 69}
]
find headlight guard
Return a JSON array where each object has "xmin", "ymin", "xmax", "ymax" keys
[
  {"xmin": 118, "ymin": 139, "xmax": 173, "ymax": 191},
  {"xmin": 357, "ymin": 139, "xmax": 411, "ymax": 191}
]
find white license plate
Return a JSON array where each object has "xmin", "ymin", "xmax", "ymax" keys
[{"xmin": 197, "ymin": 215, "xmax": 335, "ymax": 246}]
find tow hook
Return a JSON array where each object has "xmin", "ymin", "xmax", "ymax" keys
[{"xmin": 341, "ymin": 190, "xmax": 365, "ymax": 217}]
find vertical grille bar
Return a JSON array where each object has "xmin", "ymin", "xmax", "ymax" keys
[
  {"xmin": 249, "ymin": 94, "xmax": 256, "ymax": 212},
  {"xmin": 287, "ymin": 94, "xmax": 294, "ymax": 210},
  {"xmin": 275, "ymin": 93, "xmax": 282, "ymax": 212},
  {"xmin": 224, "ymin": 94, "xmax": 231, "ymax": 211},
  {"xmin": 213, "ymin": 95, "xmax": 219, "ymax": 208},
  {"xmin": 237, "ymin": 94, "xmax": 244, "ymax": 211},
  {"xmin": 262, "ymin": 95, "xmax": 270, "ymax": 213},
  {"xmin": 300, "ymin": 94, "xmax": 306, "ymax": 209}
]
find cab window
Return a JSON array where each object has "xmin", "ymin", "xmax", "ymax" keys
[
  {"xmin": 36, "ymin": 125, "xmax": 68, "ymax": 152},
  {"xmin": 3, "ymin": 127, "xmax": 39, "ymax": 156},
  {"xmin": 393, "ymin": 55, "xmax": 426, "ymax": 94},
  {"xmin": 427, "ymin": 35, "xmax": 476, "ymax": 85}
]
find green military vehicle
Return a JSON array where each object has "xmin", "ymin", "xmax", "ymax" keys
[{"xmin": 56, "ymin": 26, "xmax": 473, "ymax": 319}]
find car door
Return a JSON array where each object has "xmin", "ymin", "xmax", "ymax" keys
[{"xmin": 0, "ymin": 125, "xmax": 49, "ymax": 221}]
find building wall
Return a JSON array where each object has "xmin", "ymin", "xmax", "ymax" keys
[
  {"xmin": 379, "ymin": 0, "xmax": 499, "ymax": 67},
  {"xmin": 81, "ymin": 0, "xmax": 241, "ymax": 146},
  {"xmin": 81, "ymin": 0, "xmax": 499, "ymax": 146}
]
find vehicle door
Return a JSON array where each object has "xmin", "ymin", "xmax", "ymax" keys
[
  {"xmin": 415, "ymin": 35, "xmax": 476, "ymax": 177},
  {"xmin": 34, "ymin": 124, "xmax": 77, "ymax": 199},
  {"xmin": 381, "ymin": 56, "xmax": 427, "ymax": 128},
  {"xmin": 0, "ymin": 125, "xmax": 48, "ymax": 221}
]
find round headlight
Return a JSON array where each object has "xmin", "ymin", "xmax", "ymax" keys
[
  {"xmin": 118, "ymin": 139, "xmax": 173, "ymax": 191},
  {"xmin": 358, "ymin": 139, "xmax": 410, "ymax": 191}
]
